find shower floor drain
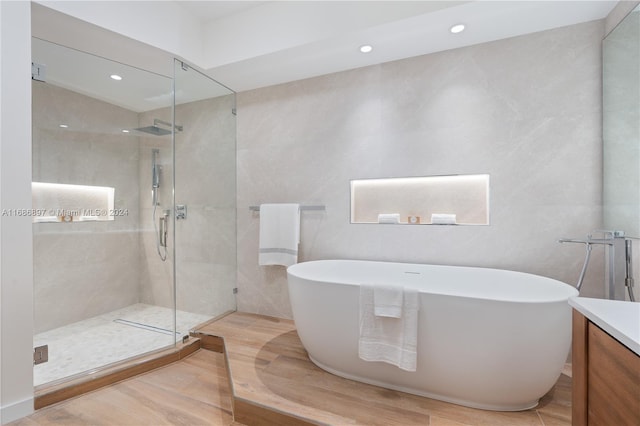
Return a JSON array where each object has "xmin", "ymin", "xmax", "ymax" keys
[{"xmin": 113, "ymin": 319, "xmax": 181, "ymax": 336}]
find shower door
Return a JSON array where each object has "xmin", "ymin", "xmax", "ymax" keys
[
  {"xmin": 173, "ymin": 59, "xmax": 237, "ymax": 325},
  {"xmin": 32, "ymin": 38, "xmax": 178, "ymax": 387}
]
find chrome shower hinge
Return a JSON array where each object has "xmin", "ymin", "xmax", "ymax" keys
[
  {"xmin": 33, "ymin": 344, "xmax": 49, "ymax": 365},
  {"xmin": 32, "ymin": 62, "xmax": 46, "ymax": 82}
]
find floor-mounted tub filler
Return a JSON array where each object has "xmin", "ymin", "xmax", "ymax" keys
[{"xmin": 287, "ymin": 259, "xmax": 578, "ymax": 411}]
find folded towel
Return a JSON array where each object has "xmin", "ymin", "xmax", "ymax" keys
[
  {"xmin": 377, "ymin": 213, "xmax": 400, "ymax": 224},
  {"xmin": 358, "ymin": 285, "xmax": 419, "ymax": 371},
  {"xmin": 258, "ymin": 203, "xmax": 300, "ymax": 266},
  {"xmin": 431, "ymin": 213, "xmax": 457, "ymax": 225},
  {"xmin": 374, "ymin": 285, "xmax": 403, "ymax": 318}
]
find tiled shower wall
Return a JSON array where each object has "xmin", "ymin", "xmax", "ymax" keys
[
  {"xmin": 139, "ymin": 96, "xmax": 237, "ymax": 316},
  {"xmin": 32, "ymin": 82, "xmax": 141, "ymax": 333},
  {"xmin": 236, "ymin": 20, "xmax": 606, "ymax": 318},
  {"xmin": 33, "ymin": 83, "xmax": 236, "ymax": 333},
  {"xmin": 174, "ymin": 96, "xmax": 237, "ymax": 316}
]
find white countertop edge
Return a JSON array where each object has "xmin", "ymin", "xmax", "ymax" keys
[{"xmin": 569, "ymin": 296, "xmax": 640, "ymax": 356}]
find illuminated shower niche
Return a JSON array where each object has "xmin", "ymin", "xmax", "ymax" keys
[
  {"xmin": 32, "ymin": 182, "xmax": 116, "ymax": 223},
  {"xmin": 350, "ymin": 174, "xmax": 490, "ymax": 225}
]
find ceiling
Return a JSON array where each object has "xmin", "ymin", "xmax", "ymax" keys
[
  {"xmin": 32, "ymin": 1, "xmax": 618, "ymax": 112},
  {"xmin": 178, "ymin": 1, "xmax": 268, "ymax": 22},
  {"xmin": 180, "ymin": 1, "xmax": 617, "ymax": 92}
]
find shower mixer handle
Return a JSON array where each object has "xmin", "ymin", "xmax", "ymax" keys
[{"xmin": 176, "ymin": 204, "xmax": 187, "ymax": 220}]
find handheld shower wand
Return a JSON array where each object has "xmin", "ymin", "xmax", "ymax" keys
[
  {"xmin": 152, "ymin": 149, "xmax": 160, "ymax": 206},
  {"xmin": 151, "ymin": 149, "xmax": 167, "ymax": 262}
]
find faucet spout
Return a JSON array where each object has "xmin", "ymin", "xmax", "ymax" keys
[
  {"xmin": 558, "ymin": 231, "xmax": 633, "ymax": 301},
  {"xmin": 558, "ymin": 237, "xmax": 613, "ymax": 246}
]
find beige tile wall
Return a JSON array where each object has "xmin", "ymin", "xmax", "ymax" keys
[
  {"xmin": 139, "ymin": 95, "xmax": 237, "ymax": 317},
  {"xmin": 32, "ymin": 82, "xmax": 141, "ymax": 333},
  {"xmin": 33, "ymin": 83, "xmax": 237, "ymax": 332},
  {"xmin": 236, "ymin": 20, "xmax": 606, "ymax": 318},
  {"xmin": 31, "ymin": 18, "xmax": 611, "ymax": 327}
]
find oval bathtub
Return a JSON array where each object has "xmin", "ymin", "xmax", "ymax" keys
[{"xmin": 286, "ymin": 259, "xmax": 578, "ymax": 411}]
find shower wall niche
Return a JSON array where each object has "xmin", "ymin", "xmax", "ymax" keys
[{"xmin": 31, "ymin": 39, "xmax": 236, "ymax": 387}]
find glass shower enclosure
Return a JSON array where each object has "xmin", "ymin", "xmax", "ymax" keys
[{"xmin": 31, "ymin": 39, "xmax": 236, "ymax": 388}]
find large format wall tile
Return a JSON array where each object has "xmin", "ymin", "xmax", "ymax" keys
[
  {"xmin": 139, "ymin": 95, "xmax": 237, "ymax": 317},
  {"xmin": 236, "ymin": 20, "xmax": 606, "ymax": 318},
  {"xmin": 33, "ymin": 82, "xmax": 141, "ymax": 333}
]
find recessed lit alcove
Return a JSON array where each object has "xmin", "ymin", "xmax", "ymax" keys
[
  {"xmin": 350, "ymin": 174, "xmax": 490, "ymax": 225},
  {"xmin": 31, "ymin": 182, "xmax": 115, "ymax": 223}
]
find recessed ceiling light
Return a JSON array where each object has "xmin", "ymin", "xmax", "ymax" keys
[
  {"xmin": 59, "ymin": 124, "xmax": 68, "ymax": 128},
  {"xmin": 450, "ymin": 24, "xmax": 465, "ymax": 34},
  {"xmin": 110, "ymin": 74, "xmax": 123, "ymax": 81},
  {"xmin": 122, "ymin": 129, "xmax": 130, "ymax": 133},
  {"xmin": 359, "ymin": 45, "xmax": 373, "ymax": 53}
]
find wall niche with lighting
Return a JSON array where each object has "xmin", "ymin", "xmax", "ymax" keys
[
  {"xmin": 32, "ymin": 182, "xmax": 116, "ymax": 223},
  {"xmin": 350, "ymin": 174, "xmax": 490, "ymax": 225}
]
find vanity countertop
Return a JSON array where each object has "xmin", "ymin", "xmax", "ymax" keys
[{"xmin": 569, "ymin": 296, "xmax": 640, "ymax": 356}]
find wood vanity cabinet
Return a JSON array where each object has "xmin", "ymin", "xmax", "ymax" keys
[{"xmin": 572, "ymin": 310, "xmax": 640, "ymax": 425}]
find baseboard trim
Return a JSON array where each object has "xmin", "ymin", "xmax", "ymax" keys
[{"xmin": 1, "ymin": 397, "xmax": 34, "ymax": 425}]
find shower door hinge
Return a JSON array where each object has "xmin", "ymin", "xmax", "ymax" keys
[
  {"xmin": 33, "ymin": 345, "xmax": 49, "ymax": 365},
  {"xmin": 32, "ymin": 62, "xmax": 47, "ymax": 82}
]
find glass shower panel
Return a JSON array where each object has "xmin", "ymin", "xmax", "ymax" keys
[
  {"xmin": 32, "ymin": 38, "xmax": 177, "ymax": 387},
  {"xmin": 603, "ymin": 6, "xmax": 640, "ymax": 236},
  {"xmin": 173, "ymin": 59, "xmax": 237, "ymax": 326}
]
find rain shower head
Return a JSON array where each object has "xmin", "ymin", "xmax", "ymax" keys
[
  {"xmin": 133, "ymin": 118, "xmax": 182, "ymax": 136},
  {"xmin": 135, "ymin": 125, "xmax": 172, "ymax": 136}
]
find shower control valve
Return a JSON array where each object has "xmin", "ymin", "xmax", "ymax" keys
[{"xmin": 176, "ymin": 204, "xmax": 187, "ymax": 220}]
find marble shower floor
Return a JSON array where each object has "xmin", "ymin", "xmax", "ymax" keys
[{"xmin": 34, "ymin": 303, "xmax": 212, "ymax": 386}]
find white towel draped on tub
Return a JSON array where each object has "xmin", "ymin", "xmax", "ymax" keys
[
  {"xmin": 258, "ymin": 203, "xmax": 300, "ymax": 267},
  {"xmin": 359, "ymin": 284, "xmax": 419, "ymax": 372},
  {"xmin": 373, "ymin": 285, "xmax": 403, "ymax": 318}
]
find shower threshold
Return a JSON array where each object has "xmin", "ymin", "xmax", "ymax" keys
[{"xmin": 113, "ymin": 318, "xmax": 181, "ymax": 336}]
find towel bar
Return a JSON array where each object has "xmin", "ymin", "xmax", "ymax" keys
[{"xmin": 249, "ymin": 205, "xmax": 325, "ymax": 212}]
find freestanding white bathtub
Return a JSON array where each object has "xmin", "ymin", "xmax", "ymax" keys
[{"xmin": 287, "ymin": 259, "xmax": 578, "ymax": 411}]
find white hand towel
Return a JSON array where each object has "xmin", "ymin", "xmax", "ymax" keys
[
  {"xmin": 358, "ymin": 285, "xmax": 419, "ymax": 372},
  {"xmin": 431, "ymin": 213, "xmax": 457, "ymax": 225},
  {"xmin": 258, "ymin": 203, "xmax": 300, "ymax": 267},
  {"xmin": 374, "ymin": 285, "xmax": 403, "ymax": 318},
  {"xmin": 378, "ymin": 213, "xmax": 400, "ymax": 224}
]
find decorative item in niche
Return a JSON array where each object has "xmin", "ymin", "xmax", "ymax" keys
[
  {"xmin": 31, "ymin": 182, "xmax": 116, "ymax": 223},
  {"xmin": 350, "ymin": 174, "xmax": 490, "ymax": 225}
]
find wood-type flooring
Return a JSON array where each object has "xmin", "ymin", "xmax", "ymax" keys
[
  {"xmin": 199, "ymin": 312, "xmax": 572, "ymax": 426},
  {"xmin": 11, "ymin": 311, "xmax": 572, "ymax": 425}
]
